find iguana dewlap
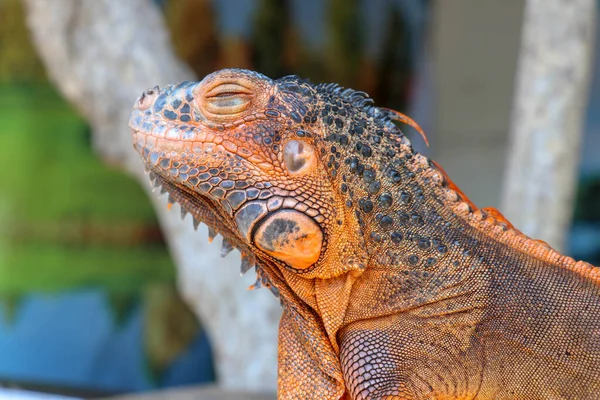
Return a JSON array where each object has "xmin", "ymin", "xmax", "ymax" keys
[{"xmin": 129, "ymin": 69, "xmax": 600, "ymax": 399}]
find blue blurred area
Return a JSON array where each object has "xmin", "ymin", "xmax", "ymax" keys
[
  {"xmin": 580, "ymin": 7, "xmax": 600, "ymax": 177},
  {"xmin": 0, "ymin": 291, "xmax": 214, "ymax": 393}
]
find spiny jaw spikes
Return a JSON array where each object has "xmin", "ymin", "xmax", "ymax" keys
[{"xmin": 129, "ymin": 69, "xmax": 326, "ymax": 274}]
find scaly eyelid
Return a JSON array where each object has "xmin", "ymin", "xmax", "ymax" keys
[
  {"xmin": 202, "ymin": 82, "xmax": 256, "ymax": 116},
  {"xmin": 205, "ymin": 83, "xmax": 254, "ymax": 98}
]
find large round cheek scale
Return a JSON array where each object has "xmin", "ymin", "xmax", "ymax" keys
[{"xmin": 254, "ymin": 209, "xmax": 323, "ymax": 270}]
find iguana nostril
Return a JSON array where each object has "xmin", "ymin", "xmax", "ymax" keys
[
  {"xmin": 136, "ymin": 86, "xmax": 160, "ymax": 110},
  {"xmin": 145, "ymin": 85, "xmax": 159, "ymax": 96}
]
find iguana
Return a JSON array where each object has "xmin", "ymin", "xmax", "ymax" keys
[{"xmin": 129, "ymin": 69, "xmax": 600, "ymax": 399}]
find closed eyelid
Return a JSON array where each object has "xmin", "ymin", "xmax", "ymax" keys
[
  {"xmin": 200, "ymin": 82, "xmax": 255, "ymax": 117},
  {"xmin": 206, "ymin": 83, "xmax": 253, "ymax": 97},
  {"xmin": 195, "ymin": 75, "xmax": 270, "ymax": 122},
  {"xmin": 207, "ymin": 96, "xmax": 248, "ymax": 107}
]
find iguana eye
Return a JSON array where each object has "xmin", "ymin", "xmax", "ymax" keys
[
  {"xmin": 204, "ymin": 83, "xmax": 253, "ymax": 116},
  {"xmin": 208, "ymin": 95, "xmax": 247, "ymax": 109},
  {"xmin": 284, "ymin": 140, "xmax": 316, "ymax": 175}
]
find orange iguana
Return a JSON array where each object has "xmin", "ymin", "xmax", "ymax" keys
[{"xmin": 129, "ymin": 69, "xmax": 600, "ymax": 399}]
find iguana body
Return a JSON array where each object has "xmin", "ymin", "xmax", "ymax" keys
[{"xmin": 129, "ymin": 69, "xmax": 600, "ymax": 399}]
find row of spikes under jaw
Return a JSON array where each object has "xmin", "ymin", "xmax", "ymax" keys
[{"xmin": 145, "ymin": 167, "xmax": 282, "ymax": 301}]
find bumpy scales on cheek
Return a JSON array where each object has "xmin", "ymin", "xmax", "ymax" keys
[{"xmin": 309, "ymin": 84, "xmax": 434, "ymax": 263}]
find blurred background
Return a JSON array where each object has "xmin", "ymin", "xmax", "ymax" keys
[{"xmin": 0, "ymin": 0, "xmax": 598, "ymax": 398}]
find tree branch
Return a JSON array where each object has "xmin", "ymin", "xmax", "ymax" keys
[
  {"xmin": 502, "ymin": 0, "xmax": 596, "ymax": 250},
  {"xmin": 23, "ymin": 0, "xmax": 279, "ymax": 391}
]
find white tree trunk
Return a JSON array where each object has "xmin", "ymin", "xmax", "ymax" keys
[
  {"xmin": 23, "ymin": 0, "xmax": 280, "ymax": 392},
  {"xmin": 502, "ymin": 0, "xmax": 596, "ymax": 250}
]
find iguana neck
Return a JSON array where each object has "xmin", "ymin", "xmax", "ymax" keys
[{"xmin": 305, "ymin": 128, "xmax": 491, "ymax": 346}]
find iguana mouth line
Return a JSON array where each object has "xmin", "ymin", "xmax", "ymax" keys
[
  {"xmin": 133, "ymin": 129, "xmax": 229, "ymax": 160},
  {"xmin": 130, "ymin": 109, "xmax": 217, "ymax": 143},
  {"xmin": 131, "ymin": 126, "xmax": 270, "ymax": 170}
]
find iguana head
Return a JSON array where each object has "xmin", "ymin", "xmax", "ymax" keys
[{"xmin": 130, "ymin": 68, "xmax": 425, "ymax": 283}]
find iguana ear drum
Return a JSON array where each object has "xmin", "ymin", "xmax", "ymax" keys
[
  {"xmin": 253, "ymin": 209, "xmax": 323, "ymax": 270},
  {"xmin": 283, "ymin": 140, "xmax": 316, "ymax": 175}
]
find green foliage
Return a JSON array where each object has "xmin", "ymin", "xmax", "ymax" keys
[
  {"xmin": 374, "ymin": 6, "xmax": 412, "ymax": 111},
  {"xmin": 165, "ymin": 0, "xmax": 219, "ymax": 78},
  {"xmin": 0, "ymin": 293, "xmax": 23, "ymax": 325},
  {"xmin": 142, "ymin": 283, "xmax": 202, "ymax": 380},
  {"xmin": 1, "ymin": 241, "xmax": 174, "ymax": 293},
  {"xmin": 326, "ymin": 0, "xmax": 362, "ymax": 87},
  {"xmin": 0, "ymin": 84, "xmax": 176, "ymax": 295},
  {"xmin": 164, "ymin": 0, "xmax": 415, "ymax": 113},
  {"xmin": 107, "ymin": 291, "xmax": 140, "ymax": 325},
  {"xmin": 0, "ymin": 2, "xmax": 206, "ymax": 369},
  {"xmin": 0, "ymin": 0, "xmax": 46, "ymax": 83},
  {"xmin": 0, "ymin": 86, "xmax": 155, "ymax": 223},
  {"xmin": 252, "ymin": 0, "xmax": 290, "ymax": 78},
  {"xmin": 573, "ymin": 175, "xmax": 600, "ymax": 223}
]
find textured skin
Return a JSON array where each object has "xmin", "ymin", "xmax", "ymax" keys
[{"xmin": 129, "ymin": 69, "xmax": 600, "ymax": 399}]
